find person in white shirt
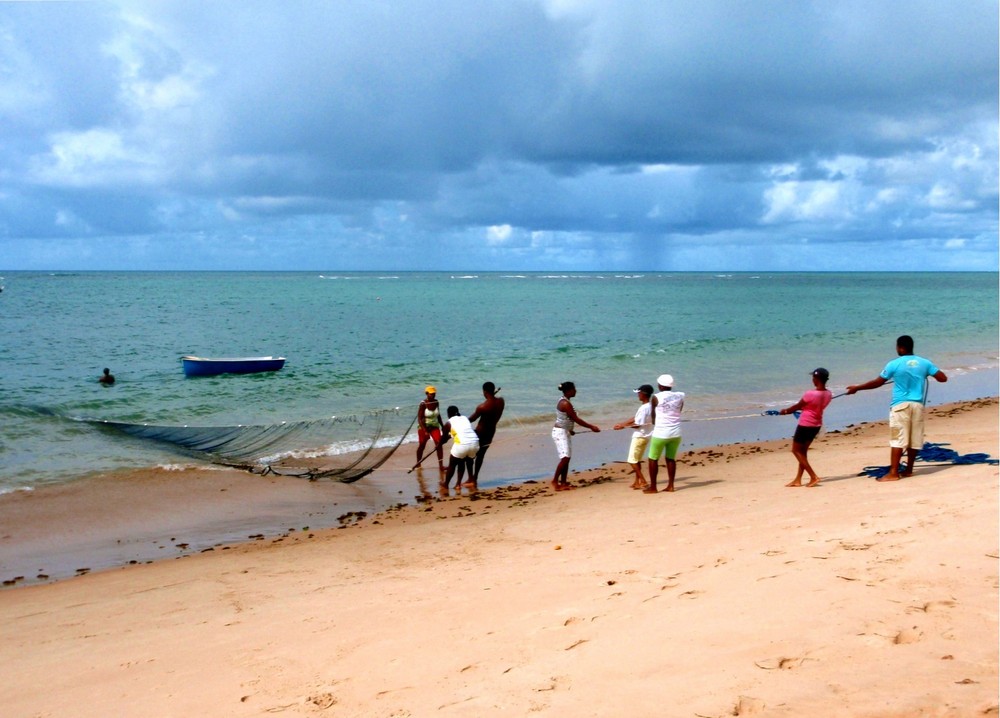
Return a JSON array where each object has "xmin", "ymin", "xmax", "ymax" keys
[
  {"xmin": 613, "ymin": 384, "xmax": 654, "ymax": 490},
  {"xmin": 440, "ymin": 405, "xmax": 480, "ymax": 490},
  {"xmin": 551, "ymin": 381, "xmax": 601, "ymax": 491},
  {"xmin": 646, "ymin": 374, "xmax": 685, "ymax": 494}
]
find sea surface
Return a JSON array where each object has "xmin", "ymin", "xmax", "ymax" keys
[{"xmin": 0, "ymin": 271, "xmax": 997, "ymax": 493}]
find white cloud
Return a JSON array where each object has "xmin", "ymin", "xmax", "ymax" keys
[
  {"xmin": 926, "ymin": 182, "xmax": 977, "ymax": 211},
  {"xmin": 762, "ymin": 181, "xmax": 851, "ymax": 224},
  {"xmin": 29, "ymin": 129, "xmax": 158, "ymax": 187},
  {"xmin": 486, "ymin": 224, "xmax": 513, "ymax": 245}
]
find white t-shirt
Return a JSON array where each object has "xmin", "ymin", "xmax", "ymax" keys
[
  {"xmin": 447, "ymin": 415, "xmax": 480, "ymax": 447},
  {"xmin": 632, "ymin": 403, "xmax": 653, "ymax": 439},
  {"xmin": 651, "ymin": 390, "xmax": 684, "ymax": 439}
]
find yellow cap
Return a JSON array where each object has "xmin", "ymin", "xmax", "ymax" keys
[{"xmin": 425, "ymin": 385, "xmax": 436, "ymax": 394}]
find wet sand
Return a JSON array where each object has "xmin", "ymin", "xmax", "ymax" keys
[{"xmin": 0, "ymin": 397, "xmax": 996, "ymax": 717}]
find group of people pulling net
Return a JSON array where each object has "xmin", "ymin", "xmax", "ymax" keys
[{"xmin": 62, "ymin": 335, "xmax": 996, "ymax": 487}]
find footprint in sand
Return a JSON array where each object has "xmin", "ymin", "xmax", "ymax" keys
[
  {"xmin": 906, "ymin": 599, "xmax": 956, "ymax": 614},
  {"xmin": 841, "ymin": 542, "xmax": 872, "ymax": 552},
  {"xmin": 754, "ymin": 656, "xmax": 806, "ymax": 670},
  {"xmin": 858, "ymin": 626, "xmax": 924, "ymax": 646},
  {"xmin": 893, "ymin": 627, "xmax": 924, "ymax": 644},
  {"xmin": 732, "ymin": 695, "xmax": 766, "ymax": 715},
  {"xmin": 306, "ymin": 692, "xmax": 337, "ymax": 710},
  {"xmin": 534, "ymin": 674, "xmax": 571, "ymax": 694},
  {"xmin": 858, "ymin": 624, "xmax": 923, "ymax": 646}
]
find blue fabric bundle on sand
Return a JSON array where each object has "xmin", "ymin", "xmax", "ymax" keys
[{"xmin": 860, "ymin": 442, "xmax": 999, "ymax": 479}]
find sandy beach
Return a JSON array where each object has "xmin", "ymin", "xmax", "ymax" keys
[{"xmin": 1, "ymin": 397, "xmax": 997, "ymax": 717}]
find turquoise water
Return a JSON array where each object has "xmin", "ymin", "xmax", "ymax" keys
[{"xmin": 0, "ymin": 271, "xmax": 996, "ymax": 491}]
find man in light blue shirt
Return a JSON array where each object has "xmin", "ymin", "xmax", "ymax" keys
[{"xmin": 847, "ymin": 335, "xmax": 948, "ymax": 481}]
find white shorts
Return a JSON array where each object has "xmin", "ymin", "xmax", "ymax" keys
[
  {"xmin": 552, "ymin": 427, "xmax": 572, "ymax": 459},
  {"xmin": 627, "ymin": 435, "xmax": 650, "ymax": 464},
  {"xmin": 450, "ymin": 442, "xmax": 479, "ymax": 460},
  {"xmin": 889, "ymin": 401, "xmax": 925, "ymax": 449}
]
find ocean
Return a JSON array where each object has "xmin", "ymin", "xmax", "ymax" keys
[{"xmin": 0, "ymin": 271, "xmax": 997, "ymax": 493}]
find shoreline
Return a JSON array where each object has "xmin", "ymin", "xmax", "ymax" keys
[
  {"xmin": 0, "ymin": 395, "xmax": 996, "ymax": 716},
  {"xmin": 2, "ymin": 357, "xmax": 996, "ymax": 493},
  {"xmin": 1, "ymin": 390, "xmax": 996, "ymax": 588}
]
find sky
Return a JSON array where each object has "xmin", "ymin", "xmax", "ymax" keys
[{"xmin": 1, "ymin": 0, "xmax": 997, "ymax": 271}]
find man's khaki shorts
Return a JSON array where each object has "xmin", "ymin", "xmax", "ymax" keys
[{"xmin": 889, "ymin": 401, "xmax": 925, "ymax": 449}]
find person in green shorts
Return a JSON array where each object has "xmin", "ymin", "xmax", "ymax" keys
[{"xmin": 646, "ymin": 374, "xmax": 685, "ymax": 493}]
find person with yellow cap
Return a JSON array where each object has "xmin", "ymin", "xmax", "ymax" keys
[{"xmin": 416, "ymin": 385, "xmax": 445, "ymax": 473}]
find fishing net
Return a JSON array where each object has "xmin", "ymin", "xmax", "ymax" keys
[
  {"xmin": 860, "ymin": 442, "xmax": 998, "ymax": 479},
  {"xmin": 87, "ymin": 408, "xmax": 417, "ymax": 482}
]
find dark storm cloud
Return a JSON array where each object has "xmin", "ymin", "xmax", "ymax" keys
[{"xmin": 0, "ymin": 0, "xmax": 995, "ymax": 269}]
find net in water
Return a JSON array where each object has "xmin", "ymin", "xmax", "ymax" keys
[{"xmin": 87, "ymin": 408, "xmax": 417, "ymax": 482}]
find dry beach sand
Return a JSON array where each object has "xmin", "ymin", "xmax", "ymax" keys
[{"xmin": 1, "ymin": 398, "xmax": 997, "ymax": 717}]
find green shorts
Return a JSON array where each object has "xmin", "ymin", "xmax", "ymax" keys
[{"xmin": 648, "ymin": 436, "xmax": 681, "ymax": 461}]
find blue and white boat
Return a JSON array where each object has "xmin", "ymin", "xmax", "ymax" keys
[{"xmin": 181, "ymin": 355, "xmax": 286, "ymax": 377}]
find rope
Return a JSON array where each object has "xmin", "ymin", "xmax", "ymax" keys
[
  {"xmin": 695, "ymin": 380, "xmax": 894, "ymax": 423},
  {"xmin": 687, "ymin": 412, "xmax": 780, "ymax": 422},
  {"xmin": 859, "ymin": 442, "xmax": 998, "ymax": 479},
  {"xmin": 253, "ymin": 411, "xmax": 419, "ymax": 483}
]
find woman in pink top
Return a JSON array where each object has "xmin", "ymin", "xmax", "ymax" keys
[{"xmin": 779, "ymin": 368, "xmax": 833, "ymax": 487}]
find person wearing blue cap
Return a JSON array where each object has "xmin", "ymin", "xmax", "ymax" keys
[{"xmin": 779, "ymin": 368, "xmax": 832, "ymax": 487}]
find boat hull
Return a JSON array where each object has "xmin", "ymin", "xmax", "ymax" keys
[{"xmin": 181, "ymin": 356, "xmax": 285, "ymax": 377}]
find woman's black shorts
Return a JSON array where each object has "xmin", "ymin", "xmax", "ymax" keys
[{"xmin": 793, "ymin": 425, "xmax": 821, "ymax": 445}]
